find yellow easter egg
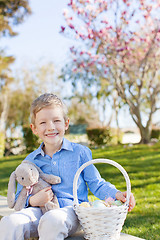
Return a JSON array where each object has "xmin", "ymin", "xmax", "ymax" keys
[{"xmin": 80, "ymin": 202, "xmax": 90, "ymax": 208}]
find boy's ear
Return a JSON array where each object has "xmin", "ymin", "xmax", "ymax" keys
[
  {"xmin": 65, "ymin": 118, "xmax": 70, "ymax": 130},
  {"xmin": 30, "ymin": 123, "xmax": 38, "ymax": 135}
]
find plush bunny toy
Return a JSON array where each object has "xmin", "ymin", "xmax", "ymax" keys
[{"xmin": 7, "ymin": 160, "xmax": 61, "ymax": 214}]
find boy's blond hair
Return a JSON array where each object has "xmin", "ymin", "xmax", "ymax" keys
[{"xmin": 30, "ymin": 93, "xmax": 68, "ymax": 125}]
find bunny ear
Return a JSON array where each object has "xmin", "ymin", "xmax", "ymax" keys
[{"xmin": 7, "ymin": 171, "xmax": 16, "ymax": 208}]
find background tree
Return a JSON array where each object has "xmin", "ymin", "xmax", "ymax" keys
[
  {"xmin": 0, "ymin": 0, "xmax": 31, "ymax": 156},
  {"xmin": 0, "ymin": 53, "xmax": 14, "ymax": 156},
  {"xmin": 0, "ymin": 0, "xmax": 31, "ymax": 37},
  {"xmin": 61, "ymin": 65, "xmax": 120, "ymax": 128},
  {"xmin": 61, "ymin": 0, "xmax": 160, "ymax": 143},
  {"xmin": 7, "ymin": 62, "xmax": 61, "ymax": 129},
  {"xmin": 68, "ymin": 96, "xmax": 102, "ymax": 127},
  {"xmin": 5, "ymin": 62, "xmax": 63, "ymax": 154}
]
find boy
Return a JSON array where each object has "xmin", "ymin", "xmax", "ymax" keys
[{"xmin": 0, "ymin": 93, "xmax": 135, "ymax": 240}]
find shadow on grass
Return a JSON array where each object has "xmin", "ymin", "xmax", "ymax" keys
[{"xmin": 123, "ymin": 211, "xmax": 160, "ymax": 240}]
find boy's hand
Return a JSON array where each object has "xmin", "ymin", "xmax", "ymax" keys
[
  {"xmin": 29, "ymin": 186, "xmax": 54, "ymax": 207},
  {"xmin": 115, "ymin": 191, "xmax": 135, "ymax": 212}
]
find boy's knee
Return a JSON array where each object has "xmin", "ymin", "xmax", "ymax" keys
[
  {"xmin": 1, "ymin": 214, "xmax": 20, "ymax": 227},
  {"xmin": 0, "ymin": 212, "xmax": 36, "ymax": 239},
  {"xmin": 39, "ymin": 209, "xmax": 67, "ymax": 230},
  {"xmin": 38, "ymin": 207, "xmax": 79, "ymax": 239},
  {"xmin": 0, "ymin": 214, "xmax": 26, "ymax": 239}
]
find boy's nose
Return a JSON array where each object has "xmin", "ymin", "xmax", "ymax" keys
[{"xmin": 47, "ymin": 121, "xmax": 55, "ymax": 130}]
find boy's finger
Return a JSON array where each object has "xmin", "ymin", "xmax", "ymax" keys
[
  {"xmin": 116, "ymin": 191, "xmax": 126, "ymax": 202},
  {"xmin": 119, "ymin": 191, "xmax": 127, "ymax": 202},
  {"xmin": 121, "ymin": 195, "xmax": 126, "ymax": 202},
  {"xmin": 128, "ymin": 202, "xmax": 133, "ymax": 212},
  {"xmin": 44, "ymin": 186, "xmax": 52, "ymax": 192}
]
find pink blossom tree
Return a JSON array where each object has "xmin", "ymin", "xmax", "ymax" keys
[{"xmin": 61, "ymin": 0, "xmax": 160, "ymax": 143}]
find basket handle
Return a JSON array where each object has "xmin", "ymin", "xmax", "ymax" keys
[{"xmin": 73, "ymin": 158, "xmax": 131, "ymax": 208}]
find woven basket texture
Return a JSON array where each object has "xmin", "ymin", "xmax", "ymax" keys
[{"xmin": 73, "ymin": 159, "xmax": 131, "ymax": 240}]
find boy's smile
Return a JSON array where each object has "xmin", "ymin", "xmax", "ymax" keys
[
  {"xmin": 30, "ymin": 105, "xmax": 69, "ymax": 155},
  {"xmin": 45, "ymin": 133, "xmax": 58, "ymax": 137}
]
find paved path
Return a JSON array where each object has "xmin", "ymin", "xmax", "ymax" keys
[
  {"xmin": 0, "ymin": 195, "xmax": 15, "ymax": 217},
  {"xmin": 0, "ymin": 196, "xmax": 145, "ymax": 240}
]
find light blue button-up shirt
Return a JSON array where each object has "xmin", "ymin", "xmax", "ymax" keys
[{"xmin": 16, "ymin": 138, "xmax": 118, "ymax": 208}]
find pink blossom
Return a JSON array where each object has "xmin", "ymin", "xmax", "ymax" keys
[
  {"xmin": 88, "ymin": 34, "xmax": 94, "ymax": 39},
  {"xmin": 117, "ymin": 47, "xmax": 126, "ymax": 52},
  {"xmin": 68, "ymin": 0, "xmax": 73, "ymax": 6},
  {"xmin": 122, "ymin": 11, "xmax": 127, "ymax": 15},
  {"xmin": 60, "ymin": 26, "xmax": 65, "ymax": 32},
  {"xmin": 80, "ymin": 51, "xmax": 84, "ymax": 55},
  {"xmin": 101, "ymin": 20, "xmax": 108, "ymax": 24},
  {"xmin": 61, "ymin": 0, "xmax": 160, "ymax": 91},
  {"xmin": 88, "ymin": 61, "xmax": 94, "ymax": 67},
  {"xmin": 72, "ymin": 68, "xmax": 77, "ymax": 72},
  {"xmin": 80, "ymin": 62, "xmax": 85, "ymax": 68},
  {"xmin": 92, "ymin": 42, "xmax": 96, "ymax": 47},
  {"xmin": 69, "ymin": 24, "xmax": 74, "ymax": 29}
]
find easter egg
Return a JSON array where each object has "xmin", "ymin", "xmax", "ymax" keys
[
  {"xmin": 80, "ymin": 202, "xmax": 90, "ymax": 208},
  {"xmin": 114, "ymin": 200, "xmax": 123, "ymax": 206},
  {"xmin": 92, "ymin": 200, "xmax": 106, "ymax": 209},
  {"xmin": 105, "ymin": 197, "xmax": 115, "ymax": 206}
]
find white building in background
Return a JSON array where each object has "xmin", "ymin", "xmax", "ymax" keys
[{"xmin": 121, "ymin": 127, "xmax": 141, "ymax": 144}]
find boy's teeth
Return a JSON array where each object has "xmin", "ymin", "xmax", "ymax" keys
[{"xmin": 47, "ymin": 133, "xmax": 57, "ymax": 136}]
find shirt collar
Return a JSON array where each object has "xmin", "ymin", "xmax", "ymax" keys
[
  {"xmin": 32, "ymin": 137, "xmax": 73, "ymax": 159},
  {"xmin": 32, "ymin": 142, "xmax": 45, "ymax": 157},
  {"xmin": 61, "ymin": 137, "xmax": 73, "ymax": 151}
]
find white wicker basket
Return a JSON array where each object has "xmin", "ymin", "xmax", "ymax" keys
[{"xmin": 73, "ymin": 159, "xmax": 131, "ymax": 240}]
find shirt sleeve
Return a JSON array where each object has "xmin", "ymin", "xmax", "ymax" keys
[{"xmin": 81, "ymin": 147, "xmax": 118, "ymax": 200}]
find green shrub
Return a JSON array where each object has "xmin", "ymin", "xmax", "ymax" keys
[
  {"xmin": 86, "ymin": 128, "xmax": 112, "ymax": 146},
  {"xmin": 151, "ymin": 128, "xmax": 160, "ymax": 139},
  {"xmin": 109, "ymin": 128, "xmax": 123, "ymax": 145},
  {"xmin": 22, "ymin": 126, "xmax": 40, "ymax": 153}
]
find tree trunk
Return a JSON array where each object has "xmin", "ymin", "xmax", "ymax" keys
[
  {"xmin": 0, "ymin": 92, "xmax": 9, "ymax": 157},
  {"xmin": 128, "ymin": 104, "xmax": 152, "ymax": 144},
  {"xmin": 0, "ymin": 132, "xmax": 5, "ymax": 157},
  {"xmin": 139, "ymin": 125, "xmax": 151, "ymax": 144}
]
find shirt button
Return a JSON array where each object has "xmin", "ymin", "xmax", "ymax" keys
[{"xmin": 53, "ymin": 161, "xmax": 56, "ymax": 165}]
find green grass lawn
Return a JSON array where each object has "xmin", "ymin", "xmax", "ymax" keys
[{"xmin": 0, "ymin": 143, "xmax": 160, "ymax": 240}]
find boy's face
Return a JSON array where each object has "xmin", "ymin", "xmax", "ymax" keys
[{"xmin": 30, "ymin": 105, "xmax": 69, "ymax": 150}]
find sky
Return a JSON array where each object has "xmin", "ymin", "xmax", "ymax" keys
[
  {"xmin": 1, "ymin": 0, "xmax": 73, "ymax": 68},
  {"xmin": 1, "ymin": 0, "xmax": 137, "ymax": 128}
]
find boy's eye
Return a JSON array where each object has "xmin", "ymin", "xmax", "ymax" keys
[
  {"xmin": 55, "ymin": 120, "xmax": 61, "ymax": 122},
  {"xmin": 40, "ymin": 122, "xmax": 46, "ymax": 124}
]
